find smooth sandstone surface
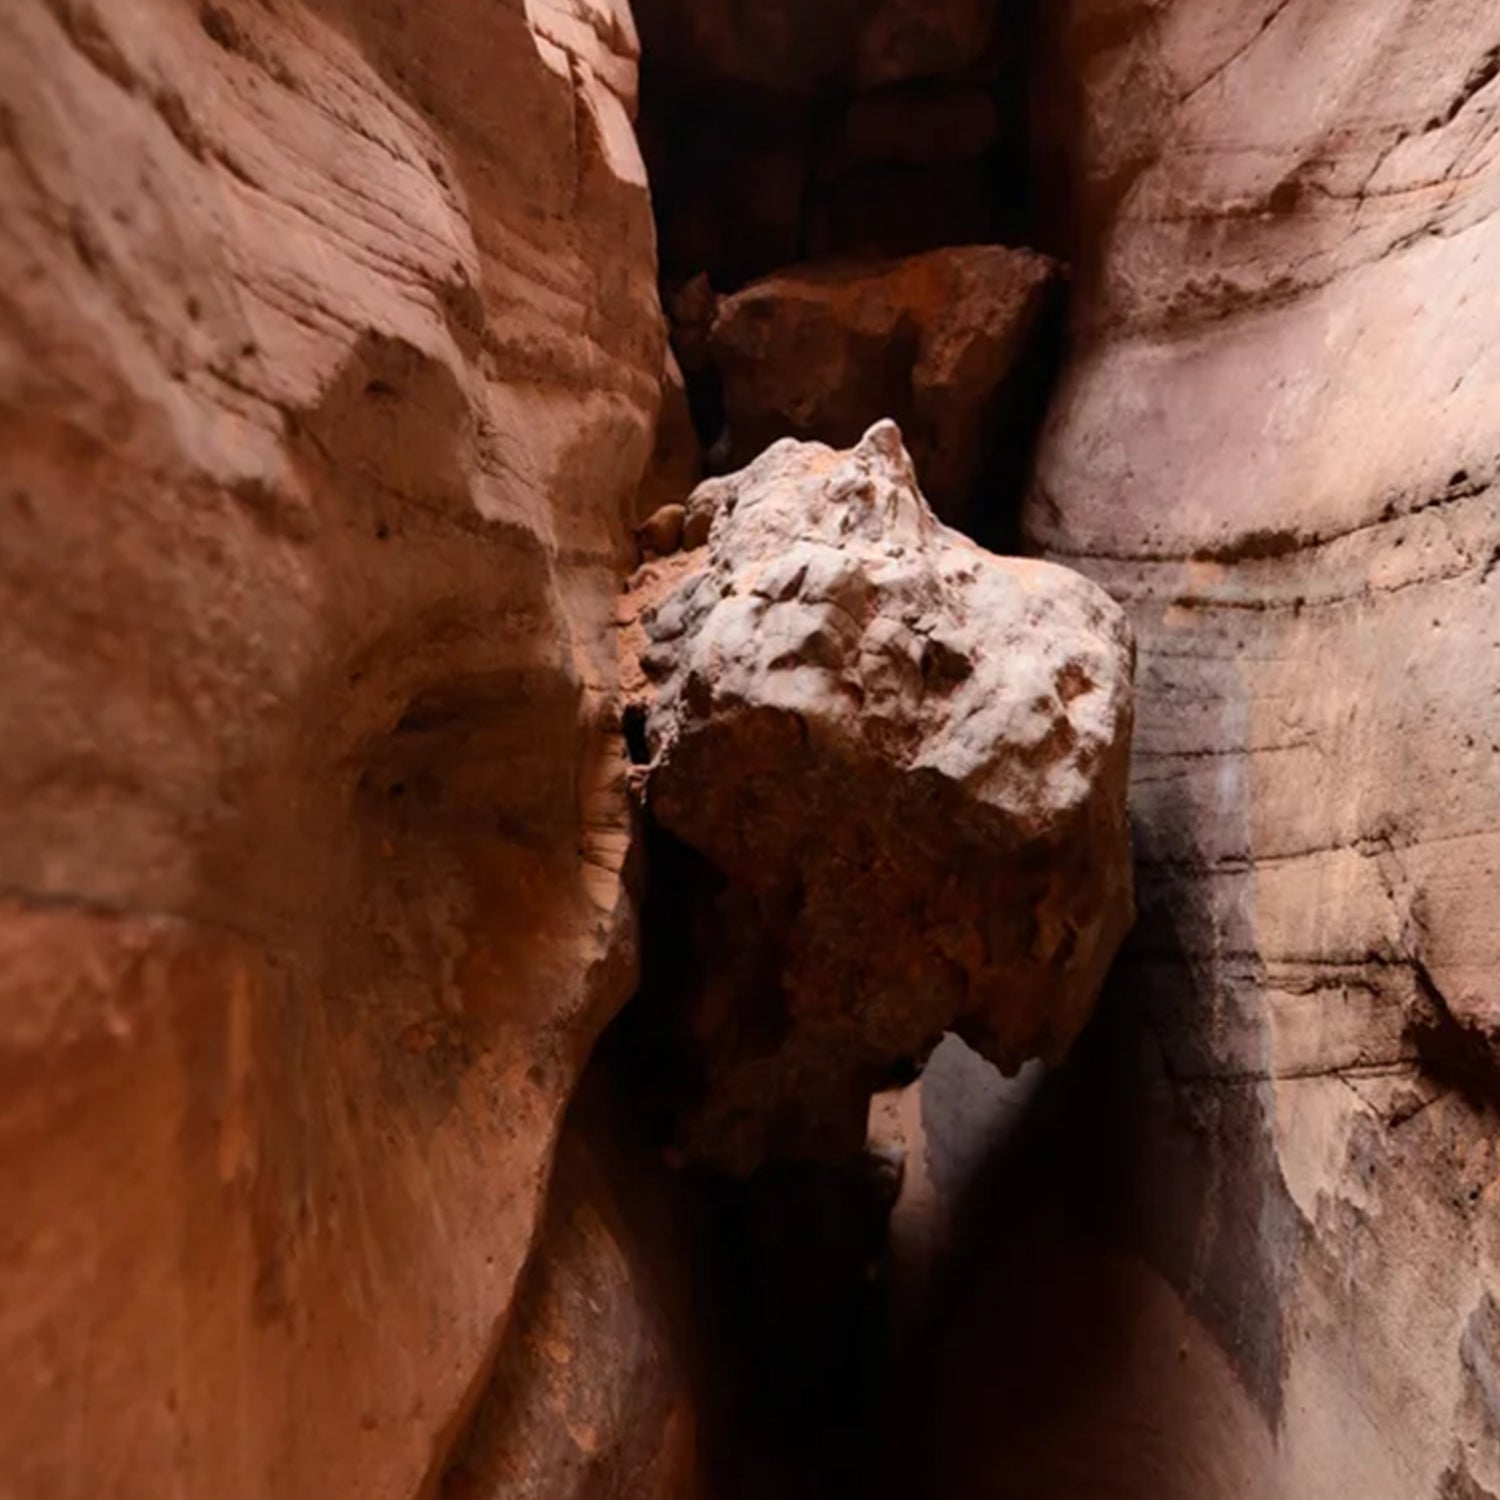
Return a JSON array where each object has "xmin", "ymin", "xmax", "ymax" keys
[
  {"xmin": 0, "ymin": 1, "xmax": 660, "ymax": 1496},
  {"xmin": 441, "ymin": 1071, "xmax": 706, "ymax": 1500},
  {"xmin": 1029, "ymin": 2, "xmax": 1500, "ymax": 1495},
  {"xmin": 622, "ymin": 423, "xmax": 1134, "ymax": 1171}
]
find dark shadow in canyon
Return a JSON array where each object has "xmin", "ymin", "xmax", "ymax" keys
[
  {"xmin": 561, "ymin": 949, "xmax": 1142, "ymax": 1500},
  {"xmin": 632, "ymin": 0, "xmax": 1067, "ymax": 552},
  {"xmin": 559, "ymin": 928, "xmax": 1289, "ymax": 1499},
  {"xmin": 561, "ymin": 809, "xmax": 1149, "ymax": 1500}
]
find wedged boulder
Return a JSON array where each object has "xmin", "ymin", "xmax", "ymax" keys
[
  {"xmin": 709, "ymin": 246, "xmax": 1060, "ymax": 525},
  {"xmin": 620, "ymin": 422, "xmax": 1134, "ymax": 1172}
]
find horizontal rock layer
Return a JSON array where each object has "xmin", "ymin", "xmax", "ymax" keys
[{"xmin": 1027, "ymin": 2, "xmax": 1500, "ymax": 1495}]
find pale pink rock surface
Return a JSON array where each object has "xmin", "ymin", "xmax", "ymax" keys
[{"xmin": 1024, "ymin": 3, "xmax": 1500, "ymax": 1495}]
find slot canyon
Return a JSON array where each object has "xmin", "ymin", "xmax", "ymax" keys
[{"xmin": 2, "ymin": 1, "xmax": 1498, "ymax": 1497}]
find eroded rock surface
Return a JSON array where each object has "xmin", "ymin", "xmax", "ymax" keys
[
  {"xmin": 442, "ymin": 1070, "xmax": 706, "ymax": 1500},
  {"xmin": 0, "ymin": 2, "xmax": 659, "ymax": 1496},
  {"xmin": 621, "ymin": 422, "xmax": 1134, "ymax": 1171},
  {"xmin": 1023, "ymin": 2, "xmax": 1500, "ymax": 1495},
  {"xmin": 710, "ymin": 247, "xmax": 1061, "ymax": 526}
]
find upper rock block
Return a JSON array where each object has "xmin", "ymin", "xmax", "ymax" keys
[{"xmin": 710, "ymin": 245, "xmax": 1060, "ymax": 526}]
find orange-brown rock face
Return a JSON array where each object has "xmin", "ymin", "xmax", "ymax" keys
[
  {"xmin": 1028, "ymin": 3, "xmax": 1500, "ymax": 1495},
  {"xmin": 709, "ymin": 247, "xmax": 1060, "ymax": 526},
  {"xmin": 622, "ymin": 423, "xmax": 1135, "ymax": 1172},
  {"xmin": 441, "ymin": 1071, "xmax": 706, "ymax": 1500},
  {"xmin": 0, "ymin": 2, "xmax": 661, "ymax": 1496}
]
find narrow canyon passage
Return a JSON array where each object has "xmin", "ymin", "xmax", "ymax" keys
[
  {"xmin": 2, "ymin": 1, "xmax": 1499, "ymax": 1498},
  {"xmin": 453, "ymin": 2, "xmax": 1500, "ymax": 1493}
]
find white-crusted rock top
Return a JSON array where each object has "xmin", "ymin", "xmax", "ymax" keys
[{"xmin": 621, "ymin": 422, "xmax": 1135, "ymax": 1171}]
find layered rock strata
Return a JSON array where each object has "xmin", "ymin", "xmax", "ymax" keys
[{"xmin": 1023, "ymin": 3, "xmax": 1500, "ymax": 1495}]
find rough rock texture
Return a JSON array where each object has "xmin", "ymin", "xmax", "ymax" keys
[
  {"xmin": 0, "ymin": 2, "xmax": 660, "ymax": 1496},
  {"xmin": 621, "ymin": 422, "xmax": 1134, "ymax": 1172},
  {"xmin": 442, "ymin": 1070, "xmax": 705, "ymax": 1500},
  {"xmin": 1026, "ymin": 2, "xmax": 1500, "ymax": 1495},
  {"xmin": 709, "ymin": 248, "xmax": 1061, "ymax": 526}
]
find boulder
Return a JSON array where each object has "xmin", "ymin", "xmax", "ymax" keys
[
  {"xmin": 620, "ymin": 422, "xmax": 1134, "ymax": 1172},
  {"xmin": 709, "ymin": 247, "xmax": 1061, "ymax": 526}
]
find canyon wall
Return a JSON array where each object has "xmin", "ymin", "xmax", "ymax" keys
[
  {"xmin": 442, "ymin": 1068, "xmax": 707, "ymax": 1500},
  {"xmin": 1025, "ymin": 2, "xmax": 1500, "ymax": 1495},
  {"xmin": 0, "ymin": 2, "xmax": 661, "ymax": 1496}
]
